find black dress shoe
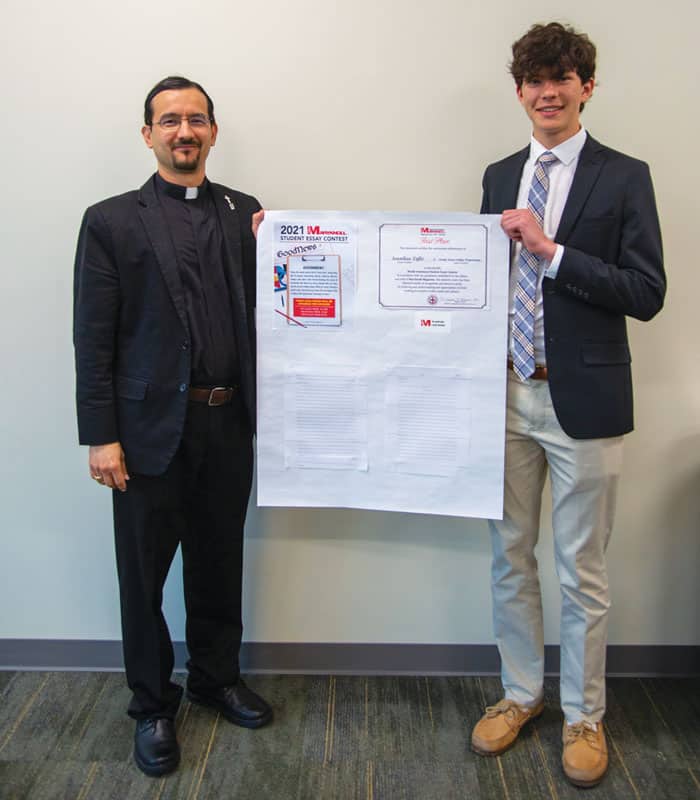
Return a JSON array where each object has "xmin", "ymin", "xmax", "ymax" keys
[
  {"xmin": 133, "ymin": 717, "xmax": 180, "ymax": 777},
  {"xmin": 187, "ymin": 678, "xmax": 273, "ymax": 729}
]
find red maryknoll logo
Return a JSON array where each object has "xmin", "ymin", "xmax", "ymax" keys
[
  {"xmin": 307, "ymin": 225, "xmax": 347, "ymax": 235},
  {"xmin": 420, "ymin": 319, "xmax": 432, "ymax": 326},
  {"xmin": 421, "ymin": 227, "xmax": 445, "ymax": 234}
]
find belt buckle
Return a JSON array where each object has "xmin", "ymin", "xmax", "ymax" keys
[{"xmin": 208, "ymin": 386, "xmax": 229, "ymax": 406}]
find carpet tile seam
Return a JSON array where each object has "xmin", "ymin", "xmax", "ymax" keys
[
  {"xmin": 68, "ymin": 675, "xmax": 110, "ymax": 760},
  {"xmin": 364, "ymin": 678, "xmax": 369, "ymax": 741},
  {"xmin": 176, "ymin": 696, "xmax": 189, "ymax": 722},
  {"xmin": 152, "ymin": 776, "xmax": 167, "ymax": 800},
  {"xmin": 688, "ymin": 767, "xmax": 700, "ymax": 793},
  {"xmin": 330, "ymin": 674, "xmax": 336, "ymax": 766},
  {"xmin": 188, "ymin": 712, "xmax": 220, "ymax": 800},
  {"xmin": 178, "ymin": 699, "xmax": 193, "ymax": 733},
  {"xmin": 639, "ymin": 678, "xmax": 672, "ymax": 732},
  {"xmin": 639, "ymin": 676, "xmax": 698, "ymax": 771},
  {"xmin": 532, "ymin": 723, "xmax": 559, "ymax": 800},
  {"xmin": 608, "ymin": 725, "xmax": 641, "ymax": 800},
  {"xmin": 75, "ymin": 760, "xmax": 99, "ymax": 800},
  {"xmin": 423, "ymin": 677, "xmax": 435, "ymax": 733},
  {"xmin": 0, "ymin": 672, "xmax": 18, "ymax": 700},
  {"xmin": 0, "ymin": 673, "xmax": 50, "ymax": 756},
  {"xmin": 323, "ymin": 675, "xmax": 336, "ymax": 767},
  {"xmin": 496, "ymin": 754, "xmax": 512, "ymax": 800},
  {"xmin": 476, "ymin": 675, "xmax": 487, "ymax": 709}
]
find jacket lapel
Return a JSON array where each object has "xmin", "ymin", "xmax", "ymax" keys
[
  {"xmin": 502, "ymin": 147, "xmax": 529, "ymax": 210},
  {"xmin": 555, "ymin": 134, "xmax": 606, "ymax": 243},
  {"xmin": 210, "ymin": 184, "xmax": 254, "ymax": 374},
  {"xmin": 210, "ymin": 184, "xmax": 247, "ymax": 316},
  {"xmin": 137, "ymin": 176, "xmax": 188, "ymax": 331}
]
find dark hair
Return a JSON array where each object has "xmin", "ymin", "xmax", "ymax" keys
[
  {"xmin": 144, "ymin": 76, "xmax": 215, "ymax": 126},
  {"xmin": 510, "ymin": 23, "xmax": 596, "ymax": 109}
]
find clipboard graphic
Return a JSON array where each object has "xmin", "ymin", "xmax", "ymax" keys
[{"xmin": 286, "ymin": 254, "xmax": 342, "ymax": 326}]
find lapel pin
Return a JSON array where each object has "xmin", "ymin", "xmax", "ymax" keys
[{"xmin": 224, "ymin": 195, "xmax": 236, "ymax": 211}]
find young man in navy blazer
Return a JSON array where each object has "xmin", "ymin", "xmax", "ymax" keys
[
  {"xmin": 74, "ymin": 77, "xmax": 271, "ymax": 777},
  {"xmin": 471, "ymin": 24, "xmax": 665, "ymax": 787}
]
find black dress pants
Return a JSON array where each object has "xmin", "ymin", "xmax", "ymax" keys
[{"xmin": 112, "ymin": 398, "xmax": 253, "ymax": 720}]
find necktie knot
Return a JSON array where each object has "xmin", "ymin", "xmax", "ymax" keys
[{"xmin": 537, "ymin": 151, "xmax": 557, "ymax": 170}]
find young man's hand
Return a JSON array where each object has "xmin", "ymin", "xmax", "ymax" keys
[{"xmin": 501, "ymin": 209, "xmax": 557, "ymax": 261}]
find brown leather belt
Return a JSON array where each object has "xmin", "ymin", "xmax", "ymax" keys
[
  {"xmin": 188, "ymin": 386, "xmax": 237, "ymax": 406},
  {"xmin": 507, "ymin": 359, "xmax": 548, "ymax": 381}
]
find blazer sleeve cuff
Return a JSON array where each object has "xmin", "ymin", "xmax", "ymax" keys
[
  {"xmin": 544, "ymin": 245, "xmax": 564, "ymax": 279},
  {"xmin": 77, "ymin": 404, "xmax": 119, "ymax": 446}
]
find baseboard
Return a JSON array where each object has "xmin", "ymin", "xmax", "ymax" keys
[{"xmin": 1, "ymin": 640, "xmax": 698, "ymax": 676}]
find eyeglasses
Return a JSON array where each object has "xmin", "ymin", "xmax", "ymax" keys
[{"xmin": 151, "ymin": 114, "xmax": 213, "ymax": 131}]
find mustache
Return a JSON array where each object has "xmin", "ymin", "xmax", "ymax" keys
[{"xmin": 173, "ymin": 138, "xmax": 201, "ymax": 147}]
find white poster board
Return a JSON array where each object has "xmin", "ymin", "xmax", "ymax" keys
[{"xmin": 256, "ymin": 211, "xmax": 510, "ymax": 519}]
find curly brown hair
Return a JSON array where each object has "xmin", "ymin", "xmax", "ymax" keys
[{"xmin": 510, "ymin": 22, "xmax": 596, "ymax": 88}]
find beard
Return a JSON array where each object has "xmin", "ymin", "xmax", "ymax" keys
[{"xmin": 171, "ymin": 140, "xmax": 201, "ymax": 172}]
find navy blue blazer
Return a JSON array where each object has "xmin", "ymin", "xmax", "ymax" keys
[
  {"xmin": 481, "ymin": 134, "xmax": 666, "ymax": 439},
  {"xmin": 73, "ymin": 175, "xmax": 260, "ymax": 474}
]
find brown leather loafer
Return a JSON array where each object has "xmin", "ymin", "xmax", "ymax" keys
[
  {"xmin": 562, "ymin": 721, "xmax": 608, "ymax": 787},
  {"xmin": 471, "ymin": 698, "xmax": 544, "ymax": 756}
]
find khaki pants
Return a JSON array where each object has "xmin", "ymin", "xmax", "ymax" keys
[{"xmin": 488, "ymin": 370, "xmax": 624, "ymax": 724}]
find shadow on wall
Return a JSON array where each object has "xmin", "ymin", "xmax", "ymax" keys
[
  {"xmin": 654, "ymin": 437, "xmax": 700, "ymax": 638},
  {"xmin": 611, "ymin": 432, "xmax": 700, "ymax": 643},
  {"xmin": 249, "ymin": 503, "xmax": 490, "ymax": 554}
]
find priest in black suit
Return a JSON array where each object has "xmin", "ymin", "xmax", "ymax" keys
[
  {"xmin": 74, "ymin": 76, "xmax": 271, "ymax": 777},
  {"xmin": 470, "ymin": 24, "xmax": 665, "ymax": 788}
]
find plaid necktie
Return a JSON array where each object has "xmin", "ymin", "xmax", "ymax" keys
[{"xmin": 512, "ymin": 150, "xmax": 558, "ymax": 381}]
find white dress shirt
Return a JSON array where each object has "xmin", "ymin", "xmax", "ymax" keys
[{"xmin": 508, "ymin": 126, "xmax": 587, "ymax": 364}]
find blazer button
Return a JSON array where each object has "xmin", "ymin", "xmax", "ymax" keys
[
  {"xmin": 179, "ymin": 383, "xmax": 188, "ymax": 392},
  {"xmin": 182, "ymin": 341, "xmax": 189, "ymax": 350}
]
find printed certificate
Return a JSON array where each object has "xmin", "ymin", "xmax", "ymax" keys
[{"xmin": 378, "ymin": 223, "xmax": 487, "ymax": 309}]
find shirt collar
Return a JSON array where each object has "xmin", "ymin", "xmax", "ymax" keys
[
  {"xmin": 154, "ymin": 172, "xmax": 209, "ymax": 201},
  {"xmin": 529, "ymin": 126, "xmax": 587, "ymax": 166}
]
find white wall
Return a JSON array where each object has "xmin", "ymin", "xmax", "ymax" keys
[{"xmin": 1, "ymin": 0, "xmax": 698, "ymax": 649}]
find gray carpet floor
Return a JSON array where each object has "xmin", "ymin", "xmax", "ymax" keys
[{"xmin": 0, "ymin": 672, "xmax": 698, "ymax": 799}]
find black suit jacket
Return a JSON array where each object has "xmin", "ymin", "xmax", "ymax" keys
[
  {"xmin": 481, "ymin": 134, "xmax": 665, "ymax": 439},
  {"xmin": 74, "ymin": 175, "xmax": 260, "ymax": 474}
]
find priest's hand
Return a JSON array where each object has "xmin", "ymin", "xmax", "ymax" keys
[
  {"xmin": 89, "ymin": 442, "xmax": 129, "ymax": 492},
  {"xmin": 252, "ymin": 209, "xmax": 265, "ymax": 240}
]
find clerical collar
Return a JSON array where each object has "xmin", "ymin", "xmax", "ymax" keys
[{"xmin": 155, "ymin": 173, "xmax": 209, "ymax": 201}]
